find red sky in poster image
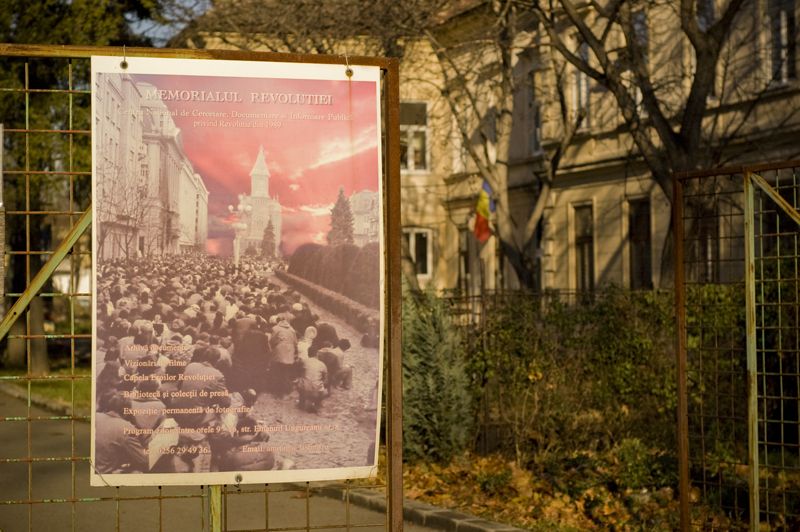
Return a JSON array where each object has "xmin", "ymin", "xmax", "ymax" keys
[{"xmin": 133, "ymin": 72, "xmax": 380, "ymax": 256}]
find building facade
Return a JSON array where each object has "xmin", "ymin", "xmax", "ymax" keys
[
  {"xmin": 190, "ymin": 0, "xmax": 800, "ymax": 294},
  {"xmin": 398, "ymin": 0, "xmax": 800, "ymax": 294},
  {"xmin": 94, "ymin": 74, "xmax": 209, "ymax": 260},
  {"xmin": 177, "ymin": 161, "xmax": 209, "ymax": 252}
]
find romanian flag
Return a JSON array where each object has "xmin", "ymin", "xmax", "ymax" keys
[{"xmin": 473, "ymin": 180, "xmax": 494, "ymax": 242}]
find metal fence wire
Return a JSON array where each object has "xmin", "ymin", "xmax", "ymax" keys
[
  {"xmin": 0, "ymin": 45, "xmax": 403, "ymax": 532},
  {"xmin": 676, "ymin": 162, "xmax": 800, "ymax": 531}
]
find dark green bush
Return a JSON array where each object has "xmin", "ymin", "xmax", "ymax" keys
[
  {"xmin": 606, "ymin": 438, "xmax": 676, "ymax": 491},
  {"xmin": 460, "ymin": 288, "xmax": 677, "ymax": 467},
  {"xmin": 402, "ymin": 287, "xmax": 473, "ymax": 463}
]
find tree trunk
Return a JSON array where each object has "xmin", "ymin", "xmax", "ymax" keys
[
  {"xmin": 5, "ymin": 319, "xmax": 26, "ymax": 369},
  {"xmin": 29, "ymin": 297, "xmax": 49, "ymax": 376},
  {"xmin": 659, "ymin": 218, "xmax": 675, "ymax": 289}
]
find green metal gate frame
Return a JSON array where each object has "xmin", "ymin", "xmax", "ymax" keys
[
  {"xmin": 675, "ymin": 161, "xmax": 800, "ymax": 531},
  {"xmin": 0, "ymin": 43, "xmax": 403, "ymax": 531}
]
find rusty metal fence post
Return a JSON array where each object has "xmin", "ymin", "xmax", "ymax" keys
[
  {"xmin": 383, "ymin": 55, "xmax": 404, "ymax": 532},
  {"xmin": 673, "ymin": 174, "xmax": 690, "ymax": 531}
]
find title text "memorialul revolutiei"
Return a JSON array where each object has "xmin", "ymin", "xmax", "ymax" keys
[{"xmin": 142, "ymin": 89, "xmax": 334, "ymax": 105}]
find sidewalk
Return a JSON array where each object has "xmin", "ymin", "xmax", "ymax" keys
[
  {"xmin": 316, "ymin": 485, "xmax": 527, "ymax": 532},
  {"xmin": 0, "ymin": 383, "xmax": 526, "ymax": 531}
]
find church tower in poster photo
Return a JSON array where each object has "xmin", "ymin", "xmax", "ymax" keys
[{"xmin": 241, "ymin": 146, "xmax": 282, "ymax": 256}]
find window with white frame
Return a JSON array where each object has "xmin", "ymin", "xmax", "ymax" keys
[
  {"xmin": 451, "ymin": 114, "xmax": 469, "ymax": 173},
  {"xmin": 625, "ymin": 11, "xmax": 651, "ymax": 113},
  {"xmin": 697, "ymin": 0, "xmax": 715, "ymax": 31},
  {"xmin": 632, "ymin": 10, "xmax": 649, "ymax": 68},
  {"xmin": 400, "ymin": 102, "xmax": 428, "ymax": 172},
  {"xmin": 458, "ymin": 226, "xmax": 481, "ymax": 296},
  {"xmin": 403, "ymin": 227, "xmax": 433, "ymax": 278},
  {"xmin": 769, "ymin": 0, "xmax": 797, "ymax": 82},
  {"xmin": 573, "ymin": 41, "xmax": 591, "ymax": 127},
  {"xmin": 689, "ymin": 211, "xmax": 720, "ymax": 283},
  {"xmin": 527, "ymin": 73, "xmax": 542, "ymax": 154},
  {"xmin": 696, "ymin": 0, "xmax": 719, "ymax": 97},
  {"xmin": 453, "ymin": 138, "xmax": 469, "ymax": 174}
]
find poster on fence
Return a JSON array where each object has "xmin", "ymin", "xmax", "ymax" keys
[{"xmin": 90, "ymin": 55, "xmax": 384, "ymax": 486}]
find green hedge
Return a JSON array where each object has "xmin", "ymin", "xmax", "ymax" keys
[
  {"xmin": 402, "ymin": 287, "xmax": 679, "ymax": 469},
  {"xmin": 288, "ymin": 242, "xmax": 379, "ymax": 309}
]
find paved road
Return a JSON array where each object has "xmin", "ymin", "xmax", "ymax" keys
[{"xmin": 0, "ymin": 392, "xmax": 438, "ymax": 532}]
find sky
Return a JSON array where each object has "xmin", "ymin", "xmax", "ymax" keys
[{"xmin": 133, "ymin": 72, "xmax": 381, "ymax": 256}]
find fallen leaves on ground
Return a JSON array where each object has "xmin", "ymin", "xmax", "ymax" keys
[{"xmin": 402, "ymin": 451, "xmax": 685, "ymax": 531}]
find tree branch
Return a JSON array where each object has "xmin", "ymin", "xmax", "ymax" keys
[{"xmin": 522, "ymin": 56, "xmax": 583, "ymax": 248}]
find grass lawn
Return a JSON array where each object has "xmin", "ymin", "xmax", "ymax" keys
[{"xmin": 0, "ymin": 367, "xmax": 91, "ymax": 413}]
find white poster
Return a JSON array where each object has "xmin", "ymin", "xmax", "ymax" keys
[{"xmin": 91, "ymin": 56, "xmax": 383, "ymax": 486}]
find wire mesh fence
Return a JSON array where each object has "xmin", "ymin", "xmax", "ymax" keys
[
  {"xmin": 676, "ymin": 162, "xmax": 800, "ymax": 531},
  {"xmin": 0, "ymin": 46, "xmax": 401, "ymax": 532}
]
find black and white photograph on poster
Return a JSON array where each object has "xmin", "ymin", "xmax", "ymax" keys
[{"xmin": 90, "ymin": 56, "xmax": 384, "ymax": 486}]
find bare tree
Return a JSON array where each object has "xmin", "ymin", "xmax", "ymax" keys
[
  {"xmin": 515, "ymin": 0, "xmax": 799, "ymax": 280},
  {"xmin": 424, "ymin": 1, "xmax": 586, "ymax": 288},
  {"xmin": 523, "ymin": 0, "xmax": 749, "ymax": 186},
  {"xmin": 159, "ymin": 0, "xmax": 800, "ymax": 290},
  {"xmin": 183, "ymin": 0, "xmax": 448, "ymax": 57},
  {"xmin": 96, "ymin": 162, "xmax": 160, "ymax": 259}
]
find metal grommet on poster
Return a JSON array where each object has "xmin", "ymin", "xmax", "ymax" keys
[{"xmin": 344, "ymin": 52, "xmax": 353, "ymax": 78}]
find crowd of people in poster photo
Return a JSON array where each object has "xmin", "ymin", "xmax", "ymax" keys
[
  {"xmin": 91, "ymin": 57, "xmax": 384, "ymax": 481},
  {"xmin": 94, "ymin": 255, "xmax": 379, "ymax": 475}
]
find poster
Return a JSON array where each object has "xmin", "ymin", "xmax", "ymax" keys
[{"xmin": 90, "ymin": 56, "xmax": 384, "ymax": 486}]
